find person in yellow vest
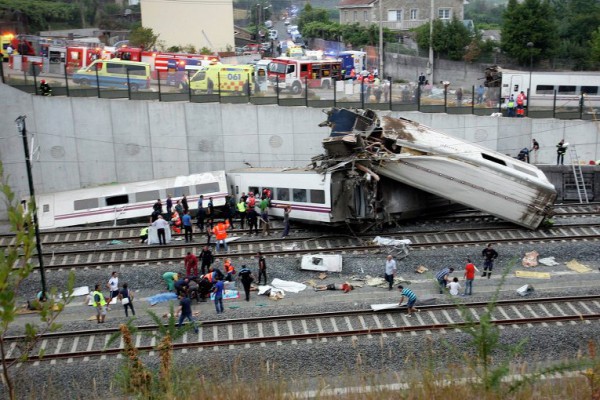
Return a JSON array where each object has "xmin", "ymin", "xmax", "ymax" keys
[
  {"xmin": 140, "ymin": 226, "xmax": 149, "ymax": 243},
  {"xmin": 91, "ymin": 283, "xmax": 107, "ymax": 323},
  {"xmin": 236, "ymin": 198, "xmax": 247, "ymax": 229}
]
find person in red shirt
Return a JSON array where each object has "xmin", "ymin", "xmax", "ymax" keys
[
  {"xmin": 184, "ymin": 251, "xmax": 198, "ymax": 277},
  {"xmin": 463, "ymin": 258, "xmax": 479, "ymax": 296}
]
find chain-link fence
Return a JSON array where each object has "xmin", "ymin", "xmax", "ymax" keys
[{"xmin": 3, "ymin": 58, "xmax": 598, "ymax": 120}]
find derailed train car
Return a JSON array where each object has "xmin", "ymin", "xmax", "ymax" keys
[
  {"xmin": 315, "ymin": 108, "xmax": 557, "ymax": 229},
  {"xmin": 227, "ymin": 167, "xmax": 455, "ymax": 225}
]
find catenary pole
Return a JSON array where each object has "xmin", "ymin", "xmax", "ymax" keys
[{"xmin": 16, "ymin": 115, "xmax": 47, "ymax": 298}]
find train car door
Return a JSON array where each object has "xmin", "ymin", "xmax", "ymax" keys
[
  {"xmin": 510, "ymin": 75, "xmax": 523, "ymax": 99},
  {"xmin": 36, "ymin": 195, "xmax": 55, "ymax": 229}
]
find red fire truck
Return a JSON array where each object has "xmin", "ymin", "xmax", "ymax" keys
[
  {"xmin": 267, "ymin": 57, "xmax": 341, "ymax": 94},
  {"xmin": 113, "ymin": 47, "xmax": 220, "ymax": 79},
  {"xmin": 66, "ymin": 46, "xmax": 104, "ymax": 74}
]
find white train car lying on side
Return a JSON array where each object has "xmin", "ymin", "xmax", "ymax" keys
[
  {"xmin": 227, "ymin": 167, "xmax": 457, "ymax": 225},
  {"xmin": 30, "ymin": 171, "xmax": 228, "ymax": 230},
  {"xmin": 318, "ymin": 108, "xmax": 556, "ymax": 229}
]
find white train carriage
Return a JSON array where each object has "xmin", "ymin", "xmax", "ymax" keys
[
  {"xmin": 485, "ymin": 66, "xmax": 600, "ymax": 110},
  {"xmin": 31, "ymin": 171, "xmax": 228, "ymax": 230},
  {"xmin": 227, "ymin": 167, "xmax": 456, "ymax": 225}
]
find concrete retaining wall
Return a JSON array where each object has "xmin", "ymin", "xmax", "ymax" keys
[{"xmin": 1, "ymin": 82, "xmax": 599, "ymax": 219}]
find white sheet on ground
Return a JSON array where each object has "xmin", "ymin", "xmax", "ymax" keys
[
  {"xmin": 271, "ymin": 278, "xmax": 307, "ymax": 293},
  {"xmin": 300, "ymin": 254, "xmax": 342, "ymax": 272},
  {"xmin": 373, "ymin": 236, "xmax": 412, "ymax": 246},
  {"xmin": 59, "ymin": 286, "xmax": 89, "ymax": 299},
  {"xmin": 371, "ymin": 303, "xmax": 401, "ymax": 311},
  {"xmin": 539, "ymin": 256, "xmax": 559, "ymax": 266}
]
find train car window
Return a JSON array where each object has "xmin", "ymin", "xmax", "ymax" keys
[
  {"xmin": 536, "ymin": 85, "xmax": 554, "ymax": 95},
  {"xmin": 167, "ymin": 186, "xmax": 188, "ymax": 197},
  {"xmin": 293, "ymin": 188, "xmax": 307, "ymax": 202},
  {"xmin": 310, "ymin": 190, "xmax": 325, "ymax": 204},
  {"xmin": 74, "ymin": 198, "xmax": 99, "ymax": 210},
  {"xmin": 195, "ymin": 182, "xmax": 220, "ymax": 194},
  {"xmin": 275, "ymin": 188, "xmax": 290, "ymax": 201},
  {"xmin": 136, "ymin": 190, "xmax": 160, "ymax": 202},
  {"xmin": 105, "ymin": 195, "xmax": 129, "ymax": 206},
  {"xmin": 249, "ymin": 186, "xmax": 259, "ymax": 196},
  {"xmin": 481, "ymin": 153, "xmax": 507, "ymax": 166},
  {"xmin": 558, "ymin": 85, "xmax": 576, "ymax": 94},
  {"xmin": 43, "ymin": 204, "xmax": 50, "ymax": 213},
  {"xmin": 581, "ymin": 86, "xmax": 598, "ymax": 95}
]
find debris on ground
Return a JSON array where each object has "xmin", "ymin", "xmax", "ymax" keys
[
  {"xmin": 301, "ymin": 254, "xmax": 342, "ymax": 272},
  {"xmin": 108, "ymin": 240, "xmax": 125, "ymax": 245},
  {"xmin": 415, "ymin": 265, "xmax": 428, "ymax": 274},
  {"xmin": 522, "ymin": 250, "xmax": 539, "ymax": 267},
  {"xmin": 515, "ymin": 270, "xmax": 551, "ymax": 279},
  {"xmin": 364, "ymin": 275, "xmax": 410, "ymax": 287},
  {"xmin": 538, "ymin": 257, "xmax": 559, "ymax": 266},
  {"xmin": 516, "ymin": 284, "xmax": 535, "ymax": 296},
  {"xmin": 566, "ymin": 259, "xmax": 592, "ymax": 273},
  {"xmin": 372, "ymin": 236, "xmax": 411, "ymax": 259},
  {"xmin": 318, "ymin": 273, "xmax": 327, "ymax": 280}
]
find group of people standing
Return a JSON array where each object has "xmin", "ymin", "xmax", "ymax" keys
[
  {"xmin": 144, "ymin": 190, "xmax": 292, "ymax": 247},
  {"xmin": 89, "ymin": 271, "xmax": 135, "ymax": 324}
]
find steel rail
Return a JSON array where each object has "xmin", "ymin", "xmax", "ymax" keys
[
  {"xmin": 26, "ymin": 224, "xmax": 600, "ymax": 270},
  {"xmin": 7, "ymin": 312, "xmax": 600, "ymax": 364},
  {"xmin": 7, "ymin": 294, "xmax": 600, "ymax": 341}
]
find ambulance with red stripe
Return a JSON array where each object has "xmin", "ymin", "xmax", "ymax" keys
[{"xmin": 189, "ymin": 64, "xmax": 253, "ymax": 95}]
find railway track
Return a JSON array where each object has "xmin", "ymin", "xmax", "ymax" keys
[
  {"xmin": 21, "ymin": 222, "xmax": 600, "ymax": 271},
  {"xmin": 6, "ymin": 295, "xmax": 600, "ymax": 365},
  {"xmin": 0, "ymin": 203, "xmax": 598, "ymax": 249}
]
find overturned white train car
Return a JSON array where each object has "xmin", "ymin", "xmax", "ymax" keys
[
  {"xmin": 318, "ymin": 108, "xmax": 557, "ymax": 229},
  {"xmin": 227, "ymin": 167, "xmax": 457, "ymax": 225}
]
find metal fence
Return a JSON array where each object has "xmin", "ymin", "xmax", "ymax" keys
[{"xmin": 3, "ymin": 61, "xmax": 599, "ymax": 121}]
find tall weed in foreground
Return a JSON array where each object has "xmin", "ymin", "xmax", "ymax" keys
[
  {"xmin": 448, "ymin": 259, "xmax": 586, "ymax": 396},
  {"xmin": 0, "ymin": 162, "xmax": 74, "ymax": 400},
  {"xmin": 107, "ymin": 306, "xmax": 193, "ymax": 399}
]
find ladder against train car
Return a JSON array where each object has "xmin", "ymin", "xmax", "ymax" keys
[{"xmin": 569, "ymin": 146, "xmax": 589, "ymax": 203}]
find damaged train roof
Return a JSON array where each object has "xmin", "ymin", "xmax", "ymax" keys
[{"xmin": 314, "ymin": 108, "xmax": 557, "ymax": 229}]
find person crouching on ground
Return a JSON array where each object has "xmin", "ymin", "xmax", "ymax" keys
[{"xmin": 397, "ymin": 285, "xmax": 419, "ymax": 316}]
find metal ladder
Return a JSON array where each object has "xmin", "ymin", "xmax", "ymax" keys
[{"xmin": 569, "ymin": 146, "xmax": 589, "ymax": 203}]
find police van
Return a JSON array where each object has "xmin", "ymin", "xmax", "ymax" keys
[
  {"xmin": 71, "ymin": 59, "xmax": 151, "ymax": 91},
  {"xmin": 189, "ymin": 64, "xmax": 254, "ymax": 95}
]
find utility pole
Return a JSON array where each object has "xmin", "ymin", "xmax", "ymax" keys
[
  {"xmin": 16, "ymin": 115, "xmax": 47, "ymax": 298},
  {"xmin": 378, "ymin": 0, "xmax": 384, "ymax": 78},
  {"xmin": 428, "ymin": 0, "xmax": 434, "ymax": 83}
]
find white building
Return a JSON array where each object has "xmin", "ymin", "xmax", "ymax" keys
[{"xmin": 140, "ymin": 0, "xmax": 235, "ymax": 51}]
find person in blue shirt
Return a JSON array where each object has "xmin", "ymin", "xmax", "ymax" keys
[
  {"xmin": 397, "ymin": 285, "xmax": 419, "ymax": 316},
  {"xmin": 176, "ymin": 294, "xmax": 198, "ymax": 333},
  {"xmin": 182, "ymin": 210, "xmax": 193, "ymax": 242},
  {"xmin": 213, "ymin": 278, "xmax": 224, "ymax": 314}
]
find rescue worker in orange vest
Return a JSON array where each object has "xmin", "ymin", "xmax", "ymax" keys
[
  {"xmin": 213, "ymin": 219, "xmax": 230, "ymax": 252},
  {"xmin": 171, "ymin": 210, "xmax": 182, "ymax": 234},
  {"xmin": 223, "ymin": 258, "xmax": 236, "ymax": 282},
  {"xmin": 516, "ymin": 91, "xmax": 526, "ymax": 117}
]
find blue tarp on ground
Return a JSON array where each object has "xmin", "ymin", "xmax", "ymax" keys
[{"xmin": 147, "ymin": 292, "xmax": 178, "ymax": 306}]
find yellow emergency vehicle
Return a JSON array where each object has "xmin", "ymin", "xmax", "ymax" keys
[
  {"xmin": 189, "ymin": 64, "xmax": 254, "ymax": 95},
  {"xmin": 1, "ymin": 33, "xmax": 16, "ymax": 61}
]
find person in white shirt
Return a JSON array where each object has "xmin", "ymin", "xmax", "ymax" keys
[
  {"xmin": 384, "ymin": 255, "xmax": 397, "ymax": 291},
  {"xmin": 107, "ymin": 271, "xmax": 119, "ymax": 304},
  {"xmin": 152, "ymin": 215, "xmax": 169, "ymax": 245},
  {"xmin": 446, "ymin": 277, "xmax": 461, "ymax": 296}
]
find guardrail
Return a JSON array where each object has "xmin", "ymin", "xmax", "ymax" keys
[{"xmin": 2, "ymin": 61, "xmax": 599, "ymax": 121}]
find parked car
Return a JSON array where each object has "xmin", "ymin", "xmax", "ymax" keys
[
  {"xmin": 284, "ymin": 18, "xmax": 291, "ymax": 25},
  {"xmin": 265, "ymin": 20, "xmax": 273, "ymax": 28},
  {"xmin": 268, "ymin": 29, "xmax": 278, "ymax": 40}
]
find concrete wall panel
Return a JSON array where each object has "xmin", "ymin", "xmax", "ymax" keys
[
  {"xmin": 147, "ymin": 102, "xmax": 189, "ymax": 178},
  {"xmin": 110, "ymin": 100, "xmax": 154, "ymax": 183},
  {"xmin": 184, "ymin": 103, "xmax": 225, "ymax": 173},
  {"xmin": 71, "ymin": 98, "xmax": 117, "ymax": 187}
]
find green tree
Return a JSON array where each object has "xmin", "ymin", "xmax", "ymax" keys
[
  {"xmin": 501, "ymin": 0, "xmax": 559, "ymax": 66},
  {"xmin": 590, "ymin": 27, "xmax": 600, "ymax": 67},
  {"xmin": 0, "ymin": 0, "xmax": 76, "ymax": 33},
  {"xmin": 298, "ymin": 4, "xmax": 330, "ymax": 32},
  {"xmin": 128, "ymin": 26, "xmax": 159, "ymax": 50},
  {"xmin": 0, "ymin": 162, "xmax": 74, "ymax": 400}
]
